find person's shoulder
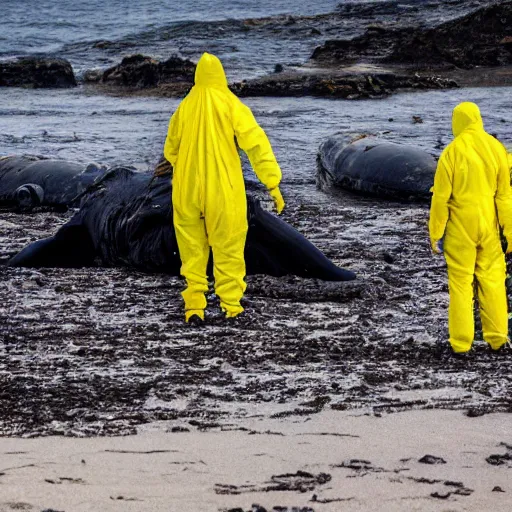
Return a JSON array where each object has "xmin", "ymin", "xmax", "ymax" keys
[
  {"xmin": 485, "ymin": 131, "xmax": 508, "ymax": 153},
  {"xmin": 229, "ymin": 92, "xmax": 247, "ymax": 109},
  {"xmin": 440, "ymin": 139, "xmax": 456, "ymax": 159}
]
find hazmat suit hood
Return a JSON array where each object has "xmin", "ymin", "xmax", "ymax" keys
[
  {"xmin": 452, "ymin": 102, "xmax": 484, "ymax": 138},
  {"xmin": 194, "ymin": 52, "xmax": 228, "ymax": 88}
]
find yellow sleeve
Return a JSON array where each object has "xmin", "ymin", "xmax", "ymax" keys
[
  {"xmin": 495, "ymin": 145, "xmax": 512, "ymax": 243},
  {"xmin": 429, "ymin": 147, "xmax": 453, "ymax": 246},
  {"xmin": 232, "ymin": 98, "xmax": 282, "ymax": 190},
  {"xmin": 163, "ymin": 105, "xmax": 182, "ymax": 167}
]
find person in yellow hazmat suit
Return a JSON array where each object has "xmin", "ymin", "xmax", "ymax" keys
[
  {"xmin": 163, "ymin": 52, "xmax": 284, "ymax": 323},
  {"xmin": 429, "ymin": 102, "xmax": 512, "ymax": 354}
]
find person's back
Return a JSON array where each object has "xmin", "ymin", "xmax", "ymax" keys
[
  {"xmin": 429, "ymin": 102, "xmax": 512, "ymax": 354},
  {"xmin": 164, "ymin": 52, "xmax": 284, "ymax": 323},
  {"xmin": 170, "ymin": 56, "xmax": 245, "ymax": 215}
]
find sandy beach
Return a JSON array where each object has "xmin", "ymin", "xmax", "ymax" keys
[
  {"xmin": 1, "ymin": 409, "xmax": 512, "ymax": 512},
  {"xmin": 2, "ymin": 1, "xmax": 512, "ymax": 511}
]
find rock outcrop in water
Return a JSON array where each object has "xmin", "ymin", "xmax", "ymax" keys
[
  {"xmin": 84, "ymin": 55, "xmax": 457, "ymax": 99},
  {"xmin": 79, "ymin": 2, "xmax": 512, "ymax": 99},
  {"xmin": 231, "ymin": 71, "xmax": 457, "ymax": 99},
  {"xmin": 0, "ymin": 57, "xmax": 77, "ymax": 88},
  {"xmin": 84, "ymin": 54, "xmax": 195, "ymax": 92},
  {"xmin": 312, "ymin": 2, "xmax": 512, "ymax": 69}
]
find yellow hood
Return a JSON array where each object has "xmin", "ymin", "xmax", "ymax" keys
[
  {"xmin": 452, "ymin": 102, "xmax": 484, "ymax": 137},
  {"xmin": 194, "ymin": 52, "xmax": 228, "ymax": 88}
]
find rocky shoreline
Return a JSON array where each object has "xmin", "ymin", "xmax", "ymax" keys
[
  {"xmin": 1, "ymin": 2, "xmax": 511, "ymax": 97},
  {"xmin": 0, "ymin": 57, "xmax": 77, "ymax": 88},
  {"xmin": 231, "ymin": 69, "xmax": 458, "ymax": 99},
  {"xmin": 311, "ymin": 2, "xmax": 512, "ymax": 69}
]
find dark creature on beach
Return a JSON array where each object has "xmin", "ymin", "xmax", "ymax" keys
[
  {"xmin": 317, "ymin": 135, "xmax": 437, "ymax": 201},
  {"xmin": 7, "ymin": 163, "xmax": 356, "ymax": 281},
  {"xmin": 0, "ymin": 155, "xmax": 107, "ymax": 211}
]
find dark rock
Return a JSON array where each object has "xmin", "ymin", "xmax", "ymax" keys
[
  {"xmin": 216, "ymin": 471, "xmax": 330, "ymax": 496},
  {"xmin": 486, "ymin": 451, "xmax": 512, "ymax": 466},
  {"xmin": 493, "ymin": 486, "xmax": 506, "ymax": 492},
  {"xmin": 170, "ymin": 426, "xmax": 190, "ymax": 432},
  {"xmin": 274, "ymin": 64, "xmax": 284, "ymax": 73},
  {"xmin": 418, "ymin": 454, "xmax": 446, "ymax": 464},
  {"xmin": 465, "ymin": 407, "xmax": 488, "ymax": 417},
  {"xmin": 410, "ymin": 477, "xmax": 440, "ymax": 484},
  {"xmin": 311, "ymin": 3, "xmax": 512, "ymax": 70},
  {"xmin": 453, "ymin": 486, "xmax": 473, "ymax": 496},
  {"xmin": 300, "ymin": 395, "xmax": 330, "ymax": 409},
  {"xmin": 383, "ymin": 252, "xmax": 394, "ymax": 264},
  {"xmin": 98, "ymin": 54, "xmax": 195, "ymax": 88},
  {"xmin": 83, "ymin": 69, "xmax": 103, "ymax": 82},
  {"xmin": 0, "ymin": 57, "xmax": 77, "ymax": 88},
  {"xmin": 389, "ymin": 3, "xmax": 512, "ymax": 68},
  {"xmin": 93, "ymin": 40, "xmax": 114, "ymax": 49},
  {"xmin": 271, "ymin": 508, "xmax": 314, "ymax": 512},
  {"xmin": 335, "ymin": 459, "xmax": 376, "ymax": 471},
  {"xmin": 444, "ymin": 481, "xmax": 464, "ymax": 488},
  {"xmin": 230, "ymin": 72, "xmax": 457, "ymax": 99},
  {"xmin": 431, "ymin": 491, "xmax": 451, "ymax": 499}
]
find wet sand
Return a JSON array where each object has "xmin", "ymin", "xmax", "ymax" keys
[
  {"xmin": 1, "ymin": 133, "xmax": 512, "ymax": 512},
  {"xmin": 1, "ymin": 187, "xmax": 511, "ymax": 439},
  {"xmin": 1, "ymin": 410, "xmax": 511, "ymax": 511}
]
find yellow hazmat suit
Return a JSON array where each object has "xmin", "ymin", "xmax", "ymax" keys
[
  {"xmin": 429, "ymin": 102, "xmax": 512, "ymax": 353},
  {"xmin": 164, "ymin": 53, "xmax": 283, "ymax": 322}
]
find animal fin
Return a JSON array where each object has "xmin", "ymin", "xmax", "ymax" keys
[{"xmin": 8, "ymin": 222, "xmax": 96, "ymax": 268}]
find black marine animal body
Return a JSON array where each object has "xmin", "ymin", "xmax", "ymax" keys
[
  {"xmin": 8, "ymin": 165, "xmax": 356, "ymax": 281},
  {"xmin": 0, "ymin": 155, "xmax": 106, "ymax": 210},
  {"xmin": 317, "ymin": 135, "xmax": 437, "ymax": 201}
]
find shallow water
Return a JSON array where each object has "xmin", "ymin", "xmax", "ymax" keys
[{"xmin": 1, "ymin": 86, "xmax": 511, "ymax": 186}]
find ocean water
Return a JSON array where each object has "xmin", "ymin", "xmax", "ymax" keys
[
  {"xmin": 1, "ymin": 0, "xmax": 494, "ymax": 77},
  {"xmin": 2, "ymin": 0, "xmax": 341, "ymax": 77},
  {"xmin": 2, "ymin": 0, "xmax": 340, "ymax": 55},
  {"xmin": 1, "ymin": 0, "xmax": 510, "ymax": 186},
  {"xmin": 2, "ymin": 85, "xmax": 511, "ymax": 187}
]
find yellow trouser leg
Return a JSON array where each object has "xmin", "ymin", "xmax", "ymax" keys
[
  {"xmin": 211, "ymin": 229, "xmax": 247, "ymax": 318},
  {"xmin": 445, "ymin": 234, "xmax": 477, "ymax": 353},
  {"xmin": 476, "ymin": 236, "xmax": 508, "ymax": 350},
  {"xmin": 174, "ymin": 213, "xmax": 210, "ymax": 321},
  {"xmin": 447, "ymin": 271, "xmax": 475, "ymax": 352}
]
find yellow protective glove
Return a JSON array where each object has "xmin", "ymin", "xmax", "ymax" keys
[
  {"xmin": 269, "ymin": 187, "xmax": 285, "ymax": 214},
  {"xmin": 431, "ymin": 239, "xmax": 443, "ymax": 255}
]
